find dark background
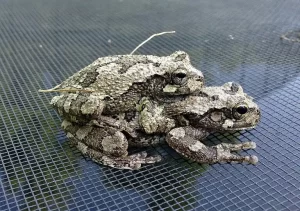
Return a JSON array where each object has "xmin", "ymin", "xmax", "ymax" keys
[{"xmin": 0, "ymin": 0, "xmax": 300, "ymax": 210}]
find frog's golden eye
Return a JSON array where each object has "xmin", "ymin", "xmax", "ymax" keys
[
  {"xmin": 233, "ymin": 104, "xmax": 249, "ymax": 119},
  {"xmin": 172, "ymin": 69, "xmax": 187, "ymax": 85}
]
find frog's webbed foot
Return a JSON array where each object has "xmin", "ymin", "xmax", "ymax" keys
[
  {"xmin": 215, "ymin": 148, "xmax": 258, "ymax": 164},
  {"xmin": 166, "ymin": 127, "xmax": 258, "ymax": 165},
  {"xmin": 213, "ymin": 142, "xmax": 258, "ymax": 164},
  {"xmin": 102, "ymin": 152, "xmax": 162, "ymax": 170},
  {"xmin": 74, "ymin": 141, "xmax": 161, "ymax": 170}
]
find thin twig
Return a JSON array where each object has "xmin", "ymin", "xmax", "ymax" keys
[
  {"xmin": 40, "ymin": 31, "xmax": 176, "ymax": 92},
  {"xmin": 38, "ymin": 88, "xmax": 94, "ymax": 93},
  {"xmin": 130, "ymin": 31, "xmax": 176, "ymax": 55},
  {"xmin": 280, "ymin": 30, "xmax": 300, "ymax": 43}
]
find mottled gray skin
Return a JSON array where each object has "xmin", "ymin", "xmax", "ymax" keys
[
  {"xmin": 62, "ymin": 82, "xmax": 260, "ymax": 170},
  {"xmin": 50, "ymin": 51, "xmax": 204, "ymax": 124}
]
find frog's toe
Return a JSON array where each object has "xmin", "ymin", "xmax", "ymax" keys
[
  {"xmin": 248, "ymin": 155, "xmax": 259, "ymax": 164},
  {"xmin": 243, "ymin": 141, "xmax": 256, "ymax": 149},
  {"xmin": 130, "ymin": 152, "xmax": 161, "ymax": 164},
  {"xmin": 137, "ymin": 151, "xmax": 148, "ymax": 158},
  {"xmin": 244, "ymin": 155, "xmax": 259, "ymax": 164},
  {"xmin": 145, "ymin": 155, "xmax": 162, "ymax": 163}
]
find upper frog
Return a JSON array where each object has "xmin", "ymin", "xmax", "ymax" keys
[{"xmin": 47, "ymin": 51, "xmax": 204, "ymax": 124}]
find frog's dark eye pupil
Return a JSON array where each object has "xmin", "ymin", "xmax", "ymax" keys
[
  {"xmin": 176, "ymin": 73, "xmax": 186, "ymax": 78},
  {"xmin": 236, "ymin": 106, "xmax": 248, "ymax": 114}
]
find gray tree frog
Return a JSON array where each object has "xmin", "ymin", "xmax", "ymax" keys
[
  {"xmin": 41, "ymin": 51, "xmax": 204, "ymax": 124},
  {"xmin": 62, "ymin": 82, "xmax": 260, "ymax": 170}
]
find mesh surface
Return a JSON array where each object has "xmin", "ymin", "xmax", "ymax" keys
[{"xmin": 0, "ymin": 0, "xmax": 300, "ymax": 210}]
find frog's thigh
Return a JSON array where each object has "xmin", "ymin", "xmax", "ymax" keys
[
  {"xmin": 75, "ymin": 141, "xmax": 161, "ymax": 170},
  {"xmin": 62, "ymin": 120, "xmax": 162, "ymax": 170},
  {"xmin": 80, "ymin": 126, "xmax": 128, "ymax": 157},
  {"xmin": 63, "ymin": 121, "xmax": 128, "ymax": 157}
]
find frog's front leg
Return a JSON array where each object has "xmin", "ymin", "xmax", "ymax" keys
[
  {"xmin": 138, "ymin": 97, "xmax": 176, "ymax": 134},
  {"xmin": 62, "ymin": 120, "xmax": 161, "ymax": 170},
  {"xmin": 166, "ymin": 126, "xmax": 258, "ymax": 164}
]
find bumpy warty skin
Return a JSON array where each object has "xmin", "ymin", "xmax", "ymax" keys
[{"xmin": 50, "ymin": 51, "xmax": 204, "ymax": 124}]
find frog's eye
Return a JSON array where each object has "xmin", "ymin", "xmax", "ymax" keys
[
  {"xmin": 172, "ymin": 69, "xmax": 187, "ymax": 85},
  {"xmin": 233, "ymin": 104, "xmax": 249, "ymax": 119},
  {"xmin": 236, "ymin": 105, "xmax": 248, "ymax": 114}
]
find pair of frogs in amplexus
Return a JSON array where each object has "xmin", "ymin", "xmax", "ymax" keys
[{"xmin": 40, "ymin": 32, "xmax": 260, "ymax": 170}]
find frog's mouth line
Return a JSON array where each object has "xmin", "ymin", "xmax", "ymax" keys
[
  {"xmin": 155, "ymin": 94, "xmax": 188, "ymax": 103},
  {"xmin": 222, "ymin": 118, "xmax": 259, "ymax": 131}
]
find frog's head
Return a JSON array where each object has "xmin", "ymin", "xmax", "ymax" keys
[
  {"xmin": 167, "ymin": 82, "xmax": 260, "ymax": 131},
  {"xmin": 159, "ymin": 51, "xmax": 204, "ymax": 97}
]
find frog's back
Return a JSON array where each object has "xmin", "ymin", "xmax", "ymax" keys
[{"xmin": 52, "ymin": 54, "xmax": 169, "ymax": 94}]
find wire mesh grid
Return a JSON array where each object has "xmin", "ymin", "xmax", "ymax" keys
[{"xmin": 0, "ymin": 0, "xmax": 300, "ymax": 210}]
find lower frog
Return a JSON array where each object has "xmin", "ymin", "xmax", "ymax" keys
[{"xmin": 62, "ymin": 82, "xmax": 260, "ymax": 170}]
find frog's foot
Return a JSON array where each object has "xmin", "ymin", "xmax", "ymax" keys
[
  {"xmin": 215, "ymin": 148, "xmax": 258, "ymax": 165},
  {"xmin": 74, "ymin": 141, "xmax": 161, "ymax": 170},
  {"xmin": 102, "ymin": 152, "xmax": 162, "ymax": 170},
  {"xmin": 215, "ymin": 142, "xmax": 256, "ymax": 151}
]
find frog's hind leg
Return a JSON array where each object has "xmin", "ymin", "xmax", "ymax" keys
[
  {"xmin": 71, "ymin": 140, "xmax": 161, "ymax": 170},
  {"xmin": 62, "ymin": 120, "xmax": 161, "ymax": 170},
  {"xmin": 166, "ymin": 127, "xmax": 258, "ymax": 165}
]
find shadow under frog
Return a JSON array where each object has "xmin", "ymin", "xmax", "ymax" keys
[{"xmin": 72, "ymin": 147, "xmax": 209, "ymax": 211}]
